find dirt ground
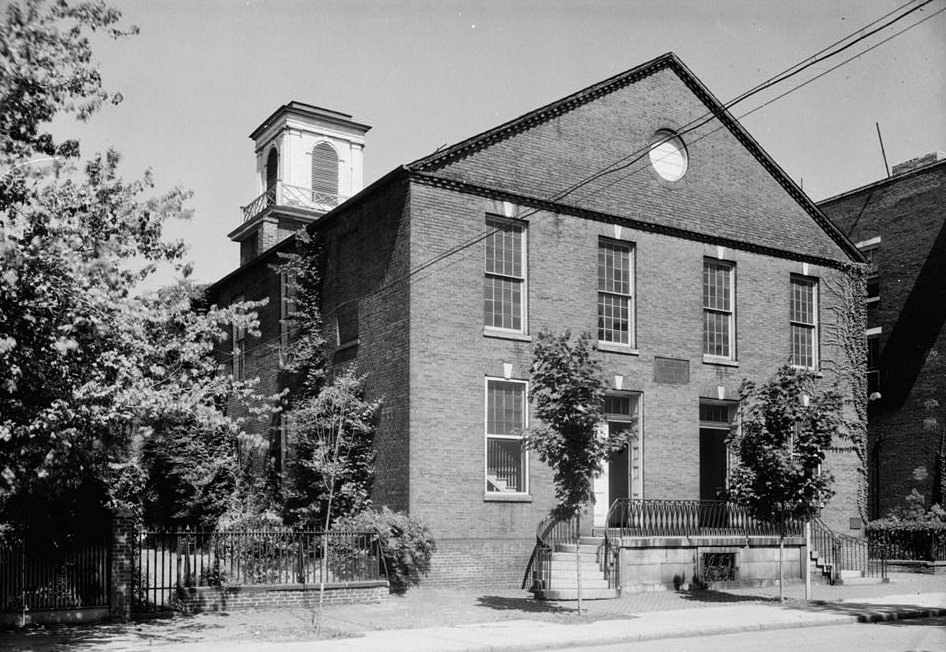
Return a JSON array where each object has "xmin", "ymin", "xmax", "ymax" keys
[{"xmin": 0, "ymin": 573, "xmax": 943, "ymax": 651}]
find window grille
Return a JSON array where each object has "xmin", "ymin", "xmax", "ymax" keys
[
  {"xmin": 598, "ymin": 240, "xmax": 634, "ymax": 345},
  {"xmin": 484, "ymin": 217, "xmax": 526, "ymax": 332},
  {"xmin": 486, "ymin": 379, "xmax": 527, "ymax": 493},
  {"xmin": 703, "ymin": 260, "xmax": 734, "ymax": 359},
  {"xmin": 790, "ymin": 276, "xmax": 818, "ymax": 368}
]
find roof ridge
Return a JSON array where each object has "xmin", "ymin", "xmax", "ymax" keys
[{"xmin": 406, "ymin": 52, "xmax": 679, "ymax": 171}]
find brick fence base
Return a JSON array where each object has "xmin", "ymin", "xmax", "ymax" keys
[{"xmin": 169, "ymin": 580, "xmax": 390, "ymax": 612}]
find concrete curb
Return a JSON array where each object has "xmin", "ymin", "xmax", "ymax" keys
[
  {"xmin": 272, "ymin": 601, "xmax": 945, "ymax": 652},
  {"xmin": 856, "ymin": 607, "xmax": 946, "ymax": 623}
]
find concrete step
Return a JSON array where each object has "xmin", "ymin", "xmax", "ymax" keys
[
  {"xmin": 545, "ymin": 578, "xmax": 611, "ymax": 590},
  {"xmin": 578, "ymin": 536, "xmax": 605, "ymax": 546},
  {"xmin": 549, "ymin": 561, "xmax": 604, "ymax": 573},
  {"xmin": 835, "ymin": 576, "xmax": 888, "ymax": 586},
  {"xmin": 534, "ymin": 587, "xmax": 619, "ymax": 601},
  {"xmin": 549, "ymin": 568, "xmax": 609, "ymax": 582},
  {"xmin": 554, "ymin": 544, "xmax": 603, "ymax": 556},
  {"xmin": 838, "ymin": 569, "xmax": 864, "ymax": 579}
]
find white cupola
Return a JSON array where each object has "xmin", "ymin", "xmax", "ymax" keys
[{"xmin": 229, "ymin": 103, "xmax": 370, "ymax": 265}]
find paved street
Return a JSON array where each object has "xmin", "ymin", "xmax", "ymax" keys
[
  {"xmin": 0, "ymin": 573, "xmax": 943, "ymax": 651},
  {"xmin": 570, "ymin": 616, "xmax": 946, "ymax": 652}
]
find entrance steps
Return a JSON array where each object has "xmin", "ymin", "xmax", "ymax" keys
[
  {"xmin": 810, "ymin": 550, "xmax": 886, "ymax": 585},
  {"xmin": 533, "ymin": 536, "xmax": 619, "ymax": 601}
]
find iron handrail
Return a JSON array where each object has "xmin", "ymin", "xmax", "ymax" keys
[{"xmin": 811, "ymin": 517, "xmax": 886, "ymax": 583}]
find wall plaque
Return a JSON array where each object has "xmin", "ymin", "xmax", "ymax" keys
[{"xmin": 654, "ymin": 356, "xmax": 690, "ymax": 385}]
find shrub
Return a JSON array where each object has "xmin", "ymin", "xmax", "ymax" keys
[{"xmin": 333, "ymin": 507, "xmax": 435, "ymax": 590}]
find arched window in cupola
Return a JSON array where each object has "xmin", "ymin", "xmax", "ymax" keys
[
  {"xmin": 265, "ymin": 148, "xmax": 279, "ymax": 205},
  {"xmin": 311, "ymin": 142, "xmax": 339, "ymax": 204}
]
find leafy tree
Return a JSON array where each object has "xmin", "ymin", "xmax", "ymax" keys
[
  {"xmin": 283, "ymin": 369, "xmax": 380, "ymax": 529},
  {"xmin": 528, "ymin": 330, "xmax": 632, "ymax": 520},
  {"xmin": 727, "ymin": 364, "xmax": 841, "ymax": 600},
  {"xmin": 0, "ymin": 0, "xmax": 263, "ymax": 531},
  {"xmin": 528, "ymin": 330, "xmax": 633, "ymax": 611}
]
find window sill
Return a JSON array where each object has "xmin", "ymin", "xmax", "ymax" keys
[
  {"xmin": 336, "ymin": 339, "xmax": 360, "ymax": 353},
  {"xmin": 483, "ymin": 327, "xmax": 532, "ymax": 343},
  {"xmin": 702, "ymin": 355, "xmax": 739, "ymax": 367},
  {"xmin": 791, "ymin": 364, "xmax": 823, "ymax": 378},
  {"xmin": 484, "ymin": 493, "xmax": 532, "ymax": 503},
  {"xmin": 866, "ymin": 297, "xmax": 880, "ymax": 305},
  {"xmin": 596, "ymin": 342, "xmax": 639, "ymax": 356}
]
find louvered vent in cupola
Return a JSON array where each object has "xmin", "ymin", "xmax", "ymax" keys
[{"xmin": 311, "ymin": 143, "xmax": 339, "ymax": 198}]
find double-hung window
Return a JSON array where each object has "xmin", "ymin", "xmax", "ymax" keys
[
  {"xmin": 598, "ymin": 240, "xmax": 634, "ymax": 346},
  {"xmin": 232, "ymin": 301, "xmax": 246, "ymax": 381},
  {"xmin": 867, "ymin": 330, "xmax": 881, "ymax": 395},
  {"xmin": 703, "ymin": 260, "xmax": 735, "ymax": 360},
  {"xmin": 485, "ymin": 379, "xmax": 527, "ymax": 494},
  {"xmin": 790, "ymin": 276, "xmax": 819, "ymax": 369},
  {"xmin": 484, "ymin": 217, "xmax": 526, "ymax": 333},
  {"xmin": 279, "ymin": 273, "xmax": 297, "ymax": 362}
]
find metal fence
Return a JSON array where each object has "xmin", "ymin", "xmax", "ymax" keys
[
  {"xmin": 604, "ymin": 499, "xmax": 803, "ymax": 538},
  {"xmin": 133, "ymin": 529, "xmax": 384, "ymax": 611},
  {"xmin": 867, "ymin": 527, "xmax": 946, "ymax": 562},
  {"xmin": 0, "ymin": 536, "xmax": 110, "ymax": 612}
]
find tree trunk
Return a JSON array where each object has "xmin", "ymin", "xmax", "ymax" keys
[
  {"xmin": 575, "ymin": 513, "xmax": 582, "ymax": 614},
  {"xmin": 778, "ymin": 535, "xmax": 784, "ymax": 602}
]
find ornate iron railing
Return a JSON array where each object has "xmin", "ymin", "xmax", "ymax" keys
[
  {"xmin": 528, "ymin": 514, "xmax": 580, "ymax": 592},
  {"xmin": 241, "ymin": 181, "xmax": 347, "ymax": 222},
  {"xmin": 604, "ymin": 499, "xmax": 803, "ymax": 539},
  {"xmin": 811, "ymin": 517, "xmax": 886, "ymax": 583},
  {"xmin": 132, "ymin": 529, "xmax": 383, "ymax": 611}
]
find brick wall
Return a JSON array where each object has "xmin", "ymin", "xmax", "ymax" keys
[
  {"xmin": 820, "ymin": 161, "xmax": 946, "ymax": 517},
  {"xmin": 174, "ymin": 582, "xmax": 389, "ymax": 612},
  {"xmin": 406, "ymin": 180, "xmax": 860, "ymax": 552}
]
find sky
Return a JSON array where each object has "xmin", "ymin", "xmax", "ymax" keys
[{"xmin": 52, "ymin": 0, "xmax": 946, "ymax": 286}]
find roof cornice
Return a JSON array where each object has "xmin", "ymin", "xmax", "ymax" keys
[
  {"xmin": 407, "ymin": 52, "xmax": 863, "ymax": 265},
  {"xmin": 409, "ymin": 171, "xmax": 860, "ymax": 271}
]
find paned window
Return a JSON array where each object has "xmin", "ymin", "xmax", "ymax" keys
[
  {"xmin": 232, "ymin": 301, "xmax": 246, "ymax": 381},
  {"xmin": 337, "ymin": 301, "xmax": 359, "ymax": 347},
  {"xmin": 598, "ymin": 240, "xmax": 634, "ymax": 346},
  {"xmin": 280, "ymin": 273, "xmax": 297, "ymax": 360},
  {"xmin": 484, "ymin": 217, "xmax": 526, "ymax": 332},
  {"xmin": 485, "ymin": 379, "xmax": 527, "ymax": 494},
  {"xmin": 790, "ymin": 276, "xmax": 819, "ymax": 368},
  {"xmin": 703, "ymin": 260, "xmax": 735, "ymax": 359},
  {"xmin": 867, "ymin": 334, "xmax": 881, "ymax": 395}
]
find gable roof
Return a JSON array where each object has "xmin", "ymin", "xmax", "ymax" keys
[{"xmin": 407, "ymin": 52, "xmax": 864, "ymax": 265}]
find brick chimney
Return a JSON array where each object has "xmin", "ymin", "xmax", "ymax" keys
[{"xmin": 891, "ymin": 151, "xmax": 946, "ymax": 176}]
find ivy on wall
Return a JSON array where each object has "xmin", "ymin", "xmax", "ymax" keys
[{"xmin": 821, "ymin": 263, "xmax": 870, "ymax": 523}]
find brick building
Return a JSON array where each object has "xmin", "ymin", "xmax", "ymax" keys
[
  {"xmin": 207, "ymin": 53, "xmax": 866, "ymax": 587},
  {"xmin": 819, "ymin": 152, "xmax": 946, "ymax": 519}
]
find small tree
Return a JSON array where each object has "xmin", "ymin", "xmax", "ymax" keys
[
  {"xmin": 528, "ymin": 330, "xmax": 633, "ymax": 610},
  {"xmin": 286, "ymin": 368, "xmax": 380, "ymax": 631},
  {"xmin": 727, "ymin": 364, "xmax": 841, "ymax": 600}
]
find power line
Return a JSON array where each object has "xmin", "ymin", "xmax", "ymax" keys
[
  {"xmin": 570, "ymin": 3, "xmax": 946, "ymax": 208},
  {"xmin": 218, "ymin": 0, "xmax": 944, "ymax": 363},
  {"xmin": 352, "ymin": 0, "xmax": 940, "ymax": 303}
]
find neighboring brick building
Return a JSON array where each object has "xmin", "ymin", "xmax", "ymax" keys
[
  {"xmin": 207, "ymin": 53, "xmax": 866, "ymax": 587},
  {"xmin": 819, "ymin": 152, "xmax": 946, "ymax": 519}
]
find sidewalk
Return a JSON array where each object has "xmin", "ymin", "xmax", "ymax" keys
[{"xmin": 1, "ymin": 573, "xmax": 943, "ymax": 651}]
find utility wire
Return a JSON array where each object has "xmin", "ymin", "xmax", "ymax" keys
[
  {"xmin": 219, "ymin": 0, "xmax": 943, "ymax": 363},
  {"xmin": 363, "ymin": 0, "xmax": 939, "ymax": 301}
]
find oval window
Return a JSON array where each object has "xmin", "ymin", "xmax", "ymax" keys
[{"xmin": 649, "ymin": 131, "xmax": 687, "ymax": 181}]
